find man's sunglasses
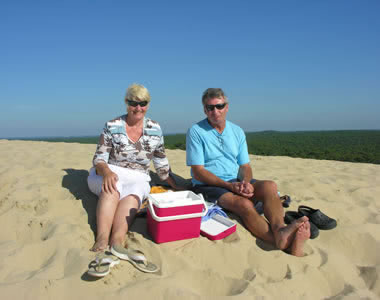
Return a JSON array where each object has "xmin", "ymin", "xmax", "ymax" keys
[
  {"xmin": 205, "ymin": 103, "xmax": 227, "ymax": 112},
  {"xmin": 127, "ymin": 100, "xmax": 149, "ymax": 107}
]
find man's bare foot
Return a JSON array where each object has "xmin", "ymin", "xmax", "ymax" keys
[
  {"xmin": 90, "ymin": 234, "xmax": 109, "ymax": 252},
  {"xmin": 290, "ymin": 221, "xmax": 311, "ymax": 257},
  {"xmin": 275, "ymin": 216, "xmax": 308, "ymax": 250}
]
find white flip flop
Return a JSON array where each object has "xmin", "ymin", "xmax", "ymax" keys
[
  {"xmin": 87, "ymin": 255, "xmax": 120, "ymax": 277},
  {"xmin": 111, "ymin": 244, "xmax": 159, "ymax": 273}
]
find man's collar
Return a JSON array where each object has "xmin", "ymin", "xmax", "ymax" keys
[{"xmin": 206, "ymin": 118, "xmax": 226, "ymax": 134}]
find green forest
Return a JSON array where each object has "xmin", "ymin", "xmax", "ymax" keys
[
  {"xmin": 11, "ymin": 130, "xmax": 380, "ymax": 164},
  {"xmin": 164, "ymin": 130, "xmax": 380, "ymax": 164}
]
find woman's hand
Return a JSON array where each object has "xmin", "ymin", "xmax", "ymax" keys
[
  {"xmin": 102, "ymin": 170, "xmax": 119, "ymax": 194},
  {"xmin": 166, "ymin": 175, "xmax": 184, "ymax": 191},
  {"xmin": 96, "ymin": 163, "xmax": 119, "ymax": 194}
]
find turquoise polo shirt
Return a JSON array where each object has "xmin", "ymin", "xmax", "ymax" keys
[{"xmin": 186, "ymin": 118, "xmax": 250, "ymax": 185}]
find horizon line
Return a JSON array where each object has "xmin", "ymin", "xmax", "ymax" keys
[{"xmin": 1, "ymin": 128, "xmax": 380, "ymax": 140}]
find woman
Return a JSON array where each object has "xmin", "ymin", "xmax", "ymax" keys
[{"xmin": 88, "ymin": 83, "xmax": 178, "ymax": 256}]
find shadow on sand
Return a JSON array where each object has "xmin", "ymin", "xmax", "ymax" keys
[{"xmin": 61, "ymin": 168, "xmax": 97, "ymax": 237}]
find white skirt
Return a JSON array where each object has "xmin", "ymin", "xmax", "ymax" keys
[{"xmin": 87, "ymin": 164, "xmax": 151, "ymax": 204}]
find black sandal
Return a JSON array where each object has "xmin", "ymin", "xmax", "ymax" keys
[
  {"xmin": 280, "ymin": 195, "xmax": 291, "ymax": 208},
  {"xmin": 298, "ymin": 205, "xmax": 337, "ymax": 230}
]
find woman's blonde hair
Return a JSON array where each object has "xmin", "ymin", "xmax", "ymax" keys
[{"xmin": 124, "ymin": 83, "xmax": 151, "ymax": 104}]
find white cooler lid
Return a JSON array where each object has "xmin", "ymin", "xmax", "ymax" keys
[{"xmin": 148, "ymin": 190, "xmax": 204, "ymax": 208}]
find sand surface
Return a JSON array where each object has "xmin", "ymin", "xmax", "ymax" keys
[{"xmin": 0, "ymin": 140, "xmax": 379, "ymax": 299}]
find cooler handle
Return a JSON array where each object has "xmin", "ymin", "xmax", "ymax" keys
[{"xmin": 147, "ymin": 194, "xmax": 208, "ymax": 222}]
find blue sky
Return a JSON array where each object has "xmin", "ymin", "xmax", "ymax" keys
[{"xmin": 1, "ymin": 0, "xmax": 379, "ymax": 138}]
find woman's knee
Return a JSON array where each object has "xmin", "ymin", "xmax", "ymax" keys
[
  {"xmin": 119, "ymin": 194, "xmax": 140, "ymax": 209},
  {"xmin": 99, "ymin": 190, "xmax": 120, "ymax": 202}
]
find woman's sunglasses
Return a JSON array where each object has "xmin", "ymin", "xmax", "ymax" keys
[
  {"xmin": 127, "ymin": 100, "xmax": 149, "ymax": 107},
  {"xmin": 205, "ymin": 103, "xmax": 227, "ymax": 112}
]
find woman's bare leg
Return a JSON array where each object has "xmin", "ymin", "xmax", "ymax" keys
[
  {"xmin": 90, "ymin": 190, "xmax": 119, "ymax": 252},
  {"xmin": 109, "ymin": 195, "xmax": 140, "ymax": 247}
]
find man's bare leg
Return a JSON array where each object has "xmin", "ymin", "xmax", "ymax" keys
[
  {"xmin": 219, "ymin": 181, "xmax": 309, "ymax": 255},
  {"xmin": 109, "ymin": 195, "xmax": 140, "ymax": 247},
  {"xmin": 289, "ymin": 221, "xmax": 311, "ymax": 256},
  {"xmin": 252, "ymin": 180, "xmax": 308, "ymax": 250},
  {"xmin": 91, "ymin": 190, "xmax": 119, "ymax": 252},
  {"xmin": 219, "ymin": 193, "xmax": 276, "ymax": 245}
]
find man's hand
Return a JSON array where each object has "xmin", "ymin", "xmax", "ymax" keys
[
  {"xmin": 229, "ymin": 181, "xmax": 254, "ymax": 198},
  {"xmin": 102, "ymin": 170, "xmax": 119, "ymax": 194},
  {"xmin": 239, "ymin": 180, "xmax": 254, "ymax": 198}
]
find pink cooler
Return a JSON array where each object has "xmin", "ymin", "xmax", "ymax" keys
[{"xmin": 147, "ymin": 191, "xmax": 208, "ymax": 243}]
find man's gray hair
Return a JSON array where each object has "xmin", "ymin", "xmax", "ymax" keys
[{"xmin": 201, "ymin": 88, "xmax": 228, "ymax": 105}]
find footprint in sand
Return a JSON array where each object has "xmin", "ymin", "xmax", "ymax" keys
[
  {"xmin": 227, "ymin": 279, "xmax": 251, "ymax": 296},
  {"xmin": 174, "ymin": 268, "xmax": 256, "ymax": 296},
  {"xmin": 328, "ymin": 283, "xmax": 356, "ymax": 299},
  {"xmin": 357, "ymin": 265, "xmax": 380, "ymax": 294},
  {"xmin": 366, "ymin": 212, "xmax": 380, "ymax": 224},
  {"xmin": 34, "ymin": 197, "xmax": 49, "ymax": 215},
  {"xmin": 330, "ymin": 231, "xmax": 380, "ymax": 266},
  {"xmin": 0, "ymin": 242, "xmax": 66, "ymax": 283},
  {"xmin": 243, "ymin": 268, "xmax": 256, "ymax": 282},
  {"xmin": 284, "ymin": 265, "xmax": 292, "ymax": 279},
  {"xmin": 358, "ymin": 199, "xmax": 370, "ymax": 207},
  {"xmin": 316, "ymin": 248, "xmax": 328, "ymax": 267}
]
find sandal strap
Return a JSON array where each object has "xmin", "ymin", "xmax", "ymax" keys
[
  {"xmin": 126, "ymin": 248, "xmax": 146, "ymax": 261},
  {"xmin": 298, "ymin": 205, "xmax": 317, "ymax": 214},
  {"xmin": 92, "ymin": 257, "xmax": 115, "ymax": 271}
]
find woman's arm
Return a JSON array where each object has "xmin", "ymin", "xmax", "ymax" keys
[
  {"xmin": 93, "ymin": 123, "xmax": 118, "ymax": 193},
  {"xmin": 164, "ymin": 173, "xmax": 185, "ymax": 191},
  {"xmin": 93, "ymin": 124, "xmax": 113, "ymax": 167},
  {"xmin": 151, "ymin": 124, "xmax": 171, "ymax": 181}
]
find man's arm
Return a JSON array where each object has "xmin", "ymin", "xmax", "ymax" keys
[
  {"xmin": 238, "ymin": 163, "xmax": 253, "ymax": 182},
  {"xmin": 238, "ymin": 163, "xmax": 254, "ymax": 197}
]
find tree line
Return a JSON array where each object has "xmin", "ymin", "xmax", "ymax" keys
[
  {"xmin": 11, "ymin": 130, "xmax": 380, "ymax": 164},
  {"xmin": 164, "ymin": 130, "xmax": 380, "ymax": 164}
]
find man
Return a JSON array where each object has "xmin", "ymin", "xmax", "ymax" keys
[{"xmin": 186, "ymin": 88, "xmax": 310, "ymax": 256}]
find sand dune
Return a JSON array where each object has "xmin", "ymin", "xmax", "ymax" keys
[{"xmin": 0, "ymin": 140, "xmax": 379, "ymax": 299}]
